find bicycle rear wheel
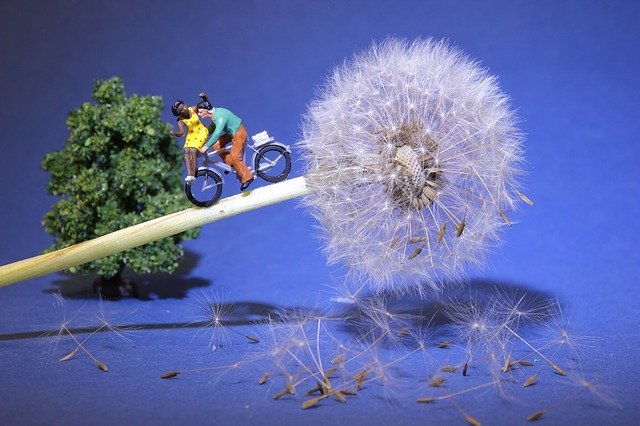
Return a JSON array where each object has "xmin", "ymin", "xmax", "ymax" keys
[
  {"xmin": 185, "ymin": 169, "xmax": 223, "ymax": 207},
  {"xmin": 254, "ymin": 144, "xmax": 292, "ymax": 183}
]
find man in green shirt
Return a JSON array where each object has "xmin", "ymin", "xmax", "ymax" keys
[{"xmin": 197, "ymin": 93, "xmax": 254, "ymax": 191}]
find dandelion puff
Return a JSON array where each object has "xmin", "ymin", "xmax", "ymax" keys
[{"xmin": 299, "ymin": 38, "xmax": 525, "ymax": 293}]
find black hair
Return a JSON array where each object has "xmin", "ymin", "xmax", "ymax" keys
[
  {"xmin": 171, "ymin": 100, "xmax": 185, "ymax": 116},
  {"xmin": 197, "ymin": 93, "xmax": 213, "ymax": 111}
]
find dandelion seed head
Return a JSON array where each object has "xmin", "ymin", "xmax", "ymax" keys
[{"xmin": 300, "ymin": 38, "xmax": 524, "ymax": 292}]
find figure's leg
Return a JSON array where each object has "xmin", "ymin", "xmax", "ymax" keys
[
  {"xmin": 214, "ymin": 135, "xmax": 233, "ymax": 165},
  {"xmin": 229, "ymin": 124, "xmax": 253, "ymax": 184},
  {"xmin": 184, "ymin": 147, "xmax": 198, "ymax": 184}
]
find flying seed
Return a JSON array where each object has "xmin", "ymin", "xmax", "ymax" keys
[
  {"xmin": 332, "ymin": 391, "xmax": 347, "ymax": 403},
  {"xmin": 324, "ymin": 367, "xmax": 338, "ymax": 380},
  {"xmin": 354, "ymin": 370, "xmax": 368, "ymax": 390},
  {"xmin": 60, "ymin": 348, "xmax": 78, "ymax": 362},
  {"xmin": 160, "ymin": 371, "xmax": 180, "ymax": 379},
  {"xmin": 440, "ymin": 365, "xmax": 457, "ymax": 373},
  {"xmin": 517, "ymin": 360, "xmax": 534, "ymax": 367},
  {"xmin": 305, "ymin": 382, "xmax": 322, "ymax": 396},
  {"xmin": 502, "ymin": 356, "xmax": 512, "ymax": 373},
  {"xmin": 417, "ymin": 397, "xmax": 437, "ymax": 404},
  {"xmin": 523, "ymin": 374, "xmax": 538, "ymax": 387},
  {"xmin": 456, "ymin": 220, "xmax": 466, "ymax": 237},
  {"xmin": 438, "ymin": 223, "xmax": 447, "ymax": 243},
  {"xmin": 331, "ymin": 354, "xmax": 345, "ymax": 364},
  {"xmin": 245, "ymin": 335, "xmax": 260, "ymax": 343},
  {"xmin": 437, "ymin": 341, "xmax": 450, "ymax": 349},
  {"xmin": 499, "ymin": 210, "xmax": 512, "ymax": 227},
  {"xmin": 95, "ymin": 360, "xmax": 108, "ymax": 372},
  {"xmin": 274, "ymin": 384, "xmax": 295, "ymax": 400},
  {"xmin": 464, "ymin": 414, "xmax": 481, "ymax": 426},
  {"xmin": 409, "ymin": 236, "xmax": 427, "ymax": 243},
  {"xmin": 429, "ymin": 376, "xmax": 446, "ymax": 387},
  {"xmin": 408, "ymin": 246, "xmax": 423, "ymax": 259},
  {"xmin": 527, "ymin": 410, "xmax": 545, "ymax": 421},
  {"xmin": 551, "ymin": 363, "xmax": 566, "ymax": 376},
  {"xmin": 519, "ymin": 192, "xmax": 534, "ymax": 206},
  {"xmin": 259, "ymin": 372, "xmax": 269, "ymax": 385},
  {"xmin": 301, "ymin": 396, "xmax": 325, "ymax": 409},
  {"xmin": 463, "ymin": 363, "xmax": 469, "ymax": 376}
]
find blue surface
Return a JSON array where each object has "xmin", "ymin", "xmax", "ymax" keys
[{"xmin": 1, "ymin": 1, "xmax": 639, "ymax": 424}]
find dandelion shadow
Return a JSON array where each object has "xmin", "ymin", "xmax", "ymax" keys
[
  {"xmin": 44, "ymin": 250, "xmax": 210, "ymax": 300},
  {"xmin": 337, "ymin": 279, "xmax": 558, "ymax": 346}
]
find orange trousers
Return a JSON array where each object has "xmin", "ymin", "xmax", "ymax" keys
[{"xmin": 211, "ymin": 124, "xmax": 253, "ymax": 183}]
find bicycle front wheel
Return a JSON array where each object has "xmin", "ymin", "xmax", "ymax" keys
[
  {"xmin": 185, "ymin": 169, "xmax": 223, "ymax": 207},
  {"xmin": 254, "ymin": 145, "xmax": 292, "ymax": 183}
]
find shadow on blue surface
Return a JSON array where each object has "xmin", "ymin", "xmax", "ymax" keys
[
  {"xmin": 3, "ymin": 278, "xmax": 556, "ymax": 344},
  {"xmin": 42, "ymin": 250, "xmax": 210, "ymax": 300}
]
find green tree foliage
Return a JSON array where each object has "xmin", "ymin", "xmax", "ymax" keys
[{"xmin": 42, "ymin": 77, "xmax": 199, "ymax": 279}]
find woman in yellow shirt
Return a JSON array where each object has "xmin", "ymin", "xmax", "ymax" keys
[{"xmin": 170, "ymin": 100, "xmax": 209, "ymax": 184}]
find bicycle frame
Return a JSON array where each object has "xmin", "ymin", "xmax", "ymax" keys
[{"xmin": 197, "ymin": 132, "xmax": 291, "ymax": 185}]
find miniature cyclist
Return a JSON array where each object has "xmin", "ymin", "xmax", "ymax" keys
[
  {"xmin": 170, "ymin": 100, "xmax": 208, "ymax": 184},
  {"xmin": 196, "ymin": 93, "xmax": 254, "ymax": 191}
]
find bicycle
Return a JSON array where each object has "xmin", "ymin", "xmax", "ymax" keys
[{"xmin": 185, "ymin": 130, "xmax": 292, "ymax": 207}]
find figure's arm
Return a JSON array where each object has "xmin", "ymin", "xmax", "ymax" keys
[
  {"xmin": 170, "ymin": 120, "xmax": 186, "ymax": 137},
  {"xmin": 205, "ymin": 116, "xmax": 226, "ymax": 149}
]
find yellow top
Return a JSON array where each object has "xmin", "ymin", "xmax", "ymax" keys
[{"xmin": 181, "ymin": 107, "xmax": 209, "ymax": 149}]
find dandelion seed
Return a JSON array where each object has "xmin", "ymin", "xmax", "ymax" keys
[
  {"xmin": 323, "ymin": 367, "xmax": 338, "ymax": 379},
  {"xmin": 527, "ymin": 410, "xmax": 545, "ymax": 422},
  {"xmin": 456, "ymin": 220, "xmax": 466, "ymax": 237},
  {"xmin": 517, "ymin": 360, "xmax": 534, "ymax": 367},
  {"xmin": 524, "ymin": 374, "xmax": 538, "ymax": 387},
  {"xmin": 95, "ymin": 360, "xmax": 109, "ymax": 372},
  {"xmin": 409, "ymin": 236, "xmax": 427, "ymax": 244},
  {"xmin": 245, "ymin": 335, "xmax": 260, "ymax": 343},
  {"xmin": 408, "ymin": 246, "xmax": 423, "ymax": 259},
  {"xmin": 258, "ymin": 372, "xmax": 269, "ymax": 385},
  {"xmin": 502, "ymin": 356, "xmax": 513, "ymax": 373},
  {"xmin": 438, "ymin": 223, "xmax": 447, "ymax": 243},
  {"xmin": 417, "ymin": 397, "xmax": 438, "ymax": 403},
  {"xmin": 438, "ymin": 340, "xmax": 451, "ymax": 349},
  {"xmin": 160, "ymin": 371, "xmax": 180, "ymax": 379},
  {"xmin": 519, "ymin": 192, "xmax": 534, "ymax": 206},
  {"xmin": 274, "ymin": 384, "xmax": 295, "ymax": 400},
  {"xmin": 306, "ymin": 382, "xmax": 323, "ymax": 396},
  {"xmin": 354, "ymin": 369, "xmax": 368, "ymax": 390},
  {"xmin": 340, "ymin": 389, "xmax": 357, "ymax": 396},
  {"xmin": 464, "ymin": 414, "xmax": 482, "ymax": 426},
  {"xmin": 398, "ymin": 327, "xmax": 411, "ymax": 337},
  {"xmin": 59, "ymin": 349, "xmax": 78, "ymax": 362},
  {"xmin": 429, "ymin": 376, "xmax": 446, "ymax": 387},
  {"xmin": 499, "ymin": 211, "xmax": 512, "ymax": 227},
  {"xmin": 440, "ymin": 365, "xmax": 457, "ymax": 373},
  {"xmin": 302, "ymin": 396, "xmax": 325, "ymax": 409},
  {"xmin": 333, "ymin": 391, "xmax": 347, "ymax": 403},
  {"xmin": 551, "ymin": 363, "xmax": 566, "ymax": 376},
  {"xmin": 331, "ymin": 354, "xmax": 345, "ymax": 364},
  {"xmin": 463, "ymin": 362, "xmax": 469, "ymax": 376}
]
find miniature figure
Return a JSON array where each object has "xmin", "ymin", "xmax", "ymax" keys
[
  {"xmin": 170, "ymin": 100, "xmax": 209, "ymax": 184},
  {"xmin": 184, "ymin": 123, "xmax": 293, "ymax": 207},
  {"xmin": 195, "ymin": 93, "xmax": 254, "ymax": 191}
]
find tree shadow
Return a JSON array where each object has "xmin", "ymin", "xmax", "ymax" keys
[{"xmin": 43, "ymin": 250, "xmax": 210, "ymax": 301}]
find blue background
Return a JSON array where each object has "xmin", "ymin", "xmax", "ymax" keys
[{"xmin": 1, "ymin": 1, "xmax": 639, "ymax": 424}]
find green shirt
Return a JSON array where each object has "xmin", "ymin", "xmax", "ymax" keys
[{"xmin": 205, "ymin": 108, "xmax": 242, "ymax": 148}]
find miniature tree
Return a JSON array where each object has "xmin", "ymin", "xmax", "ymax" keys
[{"xmin": 42, "ymin": 77, "xmax": 199, "ymax": 295}]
